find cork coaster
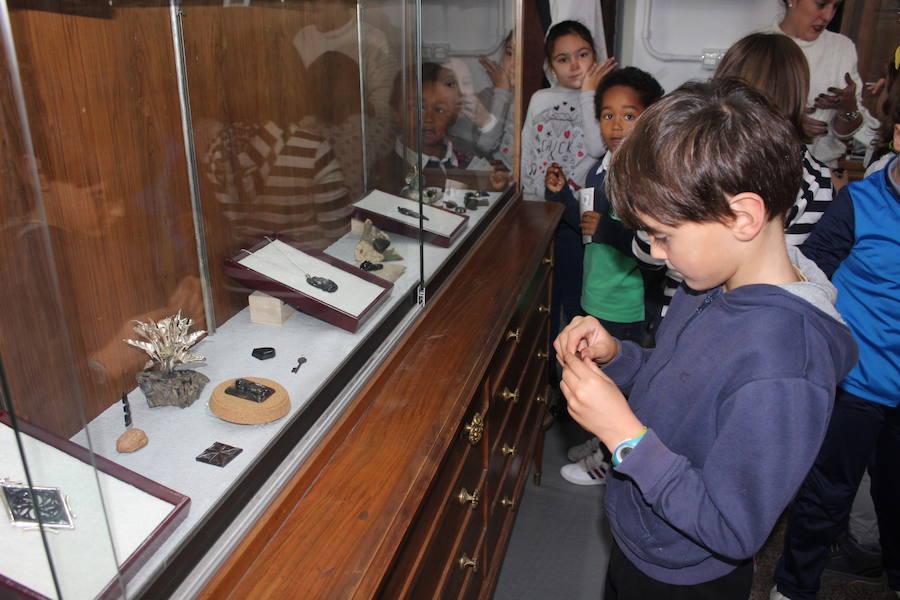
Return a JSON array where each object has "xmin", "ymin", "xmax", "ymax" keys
[{"xmin": 210, "ymin": 377, "xmax": 290, "ymax": 425}]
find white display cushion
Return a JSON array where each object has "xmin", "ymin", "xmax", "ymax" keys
[
  {"xmin": 353, "ymin": 190, "xmax": 467, "ymax": 240},
  {"xmin": 1, "ymin": 416, "xmax": 188, "ymax": 600},
  {"xmin": 238, "ymin": 239, "xmax": 385, "ymax": 319}
]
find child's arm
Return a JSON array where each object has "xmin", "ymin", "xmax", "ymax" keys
[
  {"xmin": 613, "ymin": 377, "xmax": 834, "ymax": 561},
  {"xmin": 560, "ymin": 351, "xmax": 645, "ymax": 454},
  {"xmin": 799, "ymin": 185, "xmax": 855, "ymax": 279},
  {"xmin": 544, "ymin": 165, "xmax": 581, "ymax": 231}
]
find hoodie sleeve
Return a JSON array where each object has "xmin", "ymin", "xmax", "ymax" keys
[
  {"xmin": 546, "ymin": 184, "xmax": 582, "ymax": 231},
  {"xmin": 799, "ymin": 185, "xmax": 855, "ymax": 279},
  {"xmin": 615, "ymin": 376, "xmax": 834, "ymax": 561},
  {"xmin": 601, "ymin": 340, "xmax": 652, "ymax": 395}
]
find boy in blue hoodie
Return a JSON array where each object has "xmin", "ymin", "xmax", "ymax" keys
[{"xmin": 554, "ymin": 79, "xmax": 858, "ymax": 599}]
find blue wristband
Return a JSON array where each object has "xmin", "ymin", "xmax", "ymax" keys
[{"xmin": 612, "ymin": 428, "xmax": 647, "ymax": 467}]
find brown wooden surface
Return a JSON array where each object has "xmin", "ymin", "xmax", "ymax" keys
[
  {"xmin": 200, "ymin": 198, "xmax": 562, "ymax": 600},
  {"xmin": 3, "ymin": 5, "xmax": 198, "ymax": 436}
]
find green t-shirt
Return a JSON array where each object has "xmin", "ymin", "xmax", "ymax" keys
[{"xmin": 581, "ymin": 243, "xmax": 644, "ymax": 323}]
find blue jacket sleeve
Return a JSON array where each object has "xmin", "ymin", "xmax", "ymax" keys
[
  {"xmin": 616, "ymin": 376, "xmax": 834, "ymax": 560},
  {"xmin": 799, "ymin": 185, "xmax": 855, "ymax": 279},
  {"xmin": 546, "ymin": 184, "xmax": 582, "ymax": 232}
]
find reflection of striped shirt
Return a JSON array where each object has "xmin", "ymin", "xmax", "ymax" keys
[
  {"xmin": 202, "ymin": 120, "xmax": 351, "ymax": 250},
  {"xmin": 634, "ymin": 148, "xmax": 833, "ymax": 318}
]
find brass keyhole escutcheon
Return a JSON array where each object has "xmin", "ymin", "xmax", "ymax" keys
[
  {"xmin": 499, "ymin": 387, "xmax": 519, "ymax": 403},
  {"xmin": 464, "ymin": 412, "xmax": 484, "ymax": 445},
  {"xmin": 501, "ymin": 443, "xmax": 517, "ymax": 457},
  {"xmin": 457, "ymin": 487, "xmax": 479, "ymax": 509},
  {"xmin": 458, "ymin": 553, "xmax": 478, "ymax": 571}
]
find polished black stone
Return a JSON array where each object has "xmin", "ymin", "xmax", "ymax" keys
[
  {"xmin": 372, "ymin": 238, "xmax": 390, "ymax": 253},
  {"xmin": 398, "ymin": 206, "xmax": 429, "ymax": 220},
  {"xmin": 306, "ymin": 275, "xmax": 338, "ymax": 292},
  {"xmin": 252, "ymin": 347, "xmax": 276, "ymax": 360},
  {"xmin": 360, "ymin": 260, "xmax": 383, "ymax": 272},
  {"xmin": 196, "ymin": 442, "xmax": 243, "ymax": 467},
  {"xmin": 464, "ymin": 194, "xmax": 479, "ymax": 210},
  {"xmin": 225, "ymin": 378, "xmax": 275, "ymax": 403}
]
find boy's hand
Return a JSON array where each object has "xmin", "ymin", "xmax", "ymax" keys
[
  {"xmin": 581, "ymin": 210, "xmax": 601, "ymax": 236},
  {"xmin": 545, "ymin": 163, "xmax": 566, "ymax": 193},
  {"xmin": 581, "ymin": 57, "xmax": 618, "ymax": 92},
  {"xmin": 814, "ymin": 72, "xmax": 858, "ymax": 113},
  {"xmin": 560, "ymin": 351, "xmax": 644, "ymax": 450},
  {"xmin": 553, "ymin": 315, "xmax": 620, "ymax": 366}
]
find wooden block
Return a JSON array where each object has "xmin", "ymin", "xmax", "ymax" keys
[{"xmin": 248, "ymin": 290, "xmax": 295, "ymax": 325}]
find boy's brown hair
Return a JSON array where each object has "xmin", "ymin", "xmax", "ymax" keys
[
  {"xmin": 714, "ymin": 33, "xmax": 811, "ymax": 143},
  {"xmin": 607, "ymin": 78, "xmax": 802, "ymax": 230}
]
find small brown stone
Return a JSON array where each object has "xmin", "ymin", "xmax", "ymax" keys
[{"xmin": 116, "ymin": 428, "xmax": 148, "ymax": 453}]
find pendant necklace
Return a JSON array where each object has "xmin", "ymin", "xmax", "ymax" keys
[{"xmin": 243, "ymin": 239, "xmax": 339, "ymax": 293}]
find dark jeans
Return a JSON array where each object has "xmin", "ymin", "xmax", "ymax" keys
[
  {"xmin": 775, "ymin": 388, "xmax": 900, "ymax": 599},
  {"xmin": 550, "ymin": 225, "xmax": 584, "ymax": 370},
  {"xmin": 597, "ymin": 318, "xmax": 645, "ymax": 346},
  {"xmin": 605, "ymin": 539, "xmax": 753, "ymax": 600}
]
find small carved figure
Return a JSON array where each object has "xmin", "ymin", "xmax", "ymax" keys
[{"xmin": 225, "ymin": 378, "xmax": 275, "ymax": 403}]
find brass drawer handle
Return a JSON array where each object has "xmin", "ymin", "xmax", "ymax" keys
[
  {"xmin": 457, "ymin": 487, "xmax": 480, "ymax": 509},
  {"xmin": 464, "ymin": 412, "xmax": 484, "ymax": 445},
  {"xmin": 506, "ymin": 328, "xmax": 521, "ymax": 343},
  {"xmin": 542, "ymin": 257, "xmax": 553, "ymax": 266},
  {"xmin": 499, "ymin": 387, "xmax": 519, "ymax": 403},
  {"xmin": 535, "ymin": 394, "xmax": 546, "ymax": 404},
  {"xmin": 501, "ymin": 497, "xmax": 515, "ymax": 508},
  {"xmin": 537, "ymin": 304, "xmax": 550, "ymax": 314},
  {"xmin": 458, "ymin": 553, "xmax": 478, "ymax": 571},
  {"xmin": 536, "ymin": 350, "xmax": 548, "ymax": 360},
  {"xmin": 501, "ymin": 443, "xmax": 517, "ymax": 457}
]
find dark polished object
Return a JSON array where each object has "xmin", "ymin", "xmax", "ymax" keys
[
  {"xmin": 398, "ymin": 206, "xmax": 429, "ymax": 221},
  {"xmin": 195, "ymin": 442, "xmax": 243, "ymax": 468},
  {"xmin": 225, "ymin": 378, "xmax": 275, "ymax": 403},
  {"xmin": 372, "ymin": 238, "xmax": 390, "ymax": 253},
  {"xmin": 444, "ymin": 200, "xmax": 459, "ymax": 209},
  {"xmin": 453, "ymin": 207, "xmax": 467, "ymax": 214},
  {"xmin": 252, "ymin": 347, "xmax": 276, "ymax": 360},
  {"xmin": 122, "ymin": 392, "xmax": 132, "ymax": 427},
  {"xmin": 360, "ymin": 261, "xmax": 383, "ymax": 272},
  {"xmin": 2, "ymin": 482, "xmax": 73, "ymax": 529},
  {"xmin": 306, "ymin": 275, "xmax": 338, "ymax": 293},
  {"xmin": 292, "ymin": 356, "xmax": 307, "ymax": 374}
]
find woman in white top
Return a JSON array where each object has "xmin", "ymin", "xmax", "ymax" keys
[{"xmin": 774, "ymin": 0, "xmax": 871, "ymax": 167}]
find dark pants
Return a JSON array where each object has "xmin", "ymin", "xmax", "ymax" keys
[
  {"xmin": 605, "ymin": 539, "xmax": 753, "ymax": 600},
  {"xmin": 775, "ymin": 388, "xmax": 900, "ymax": 599},
  {"xmin": 550, "ymin": 224, "xmax": 584, "ymax": 362},
  {"xmin": 597, "ymin": 318, "xmax": 645, "ymax": 346}
]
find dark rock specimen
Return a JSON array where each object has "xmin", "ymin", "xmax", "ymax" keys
[
  {"xmin": 360, "ymin": 260, "xmax": 383, "ymax": 272},
  {"xmin": 136, "ymin": 369, "xmax": 209, "ymax": 408},
  {"xmin": 306, "ymin": 275, "xmax": 338, "ymax": 292},
  {"xmin": 398, "ymin": 206, "xmax": 429, "ymax": 220}
]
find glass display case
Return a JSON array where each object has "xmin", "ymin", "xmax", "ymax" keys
[{"xmin": 0, "ymin": 0, "xmax": 520, "ymax": 597}]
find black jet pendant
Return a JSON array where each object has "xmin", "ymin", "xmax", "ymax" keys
[
  {"xmin": 398, "ymin": 206, "xmax": 429, "ymax": 220},
  {"xmin": 306, "ymin": 275, "xmax": 338, "ymax": 293}
]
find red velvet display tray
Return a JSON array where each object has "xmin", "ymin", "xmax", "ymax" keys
[
  {"xmin": 0, "ymin": 411, "xmax": 190, "ymax": 600},
  {"xmin": 351, "ymin": 196, "xmax": 468, "ymax": 248},
  {"xmin": 223, "ymin": 236, "xmax": 392, "ymax": 333}
]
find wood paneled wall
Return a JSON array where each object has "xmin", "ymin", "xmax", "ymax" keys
[
  {"xmin": 2, "ymin": 4, "xmax": 198, "ymax": 436},
  {"xmin": 0, "ymin": 2, "xmax": 381, "ymax": 437}
]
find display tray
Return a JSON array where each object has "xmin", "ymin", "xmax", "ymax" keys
[
  {"xmin": 0, "ymin": 411, "xmax": 190, "ymax": 600},
  {"xmin": 353, "ymin": 190, "xmax": 468, "ymax": 248},
  {"xmin": 223, "ymin": 236, "xmax": 393, "ymax": 333}
]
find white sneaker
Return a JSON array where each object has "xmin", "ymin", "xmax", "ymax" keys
[
  {"xmin": 769, "ymin": 586, "xmax": 790, "ymax": 600},
  {"xmin": 560, "ymin": 448, "xmax": 609, "ymax": 486},
  {"xmin": 566, "ymin": 436, "xmax": 602, "ymax": 462}
]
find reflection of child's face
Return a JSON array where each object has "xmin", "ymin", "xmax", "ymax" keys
[
  {"xmin": 502, "ymin": 38, "xmax": 515, "ymax": 82},
  {"xmin": 549, "ymin": 33, "xmax": 595, "ymax": 89},
  {"xmin": 421, "ymin": 82, "xmax": 454, "ymax": 154},
  {"xmin": 599, "ymin": 85, "xmax": 645, "ymax": 152}
]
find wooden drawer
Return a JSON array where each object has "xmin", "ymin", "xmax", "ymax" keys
[
  {"xmin": 380, "ymin": 394, "xmax": 489, "ymax": 599},
  {"xmin": 484, "ymin": 262, "xmax": 551, "ymax": 399}
]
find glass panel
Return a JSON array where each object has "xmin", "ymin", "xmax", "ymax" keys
[{"xmin": 0, "ymin": 5, "xmax": 126, "ymax": 598}]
